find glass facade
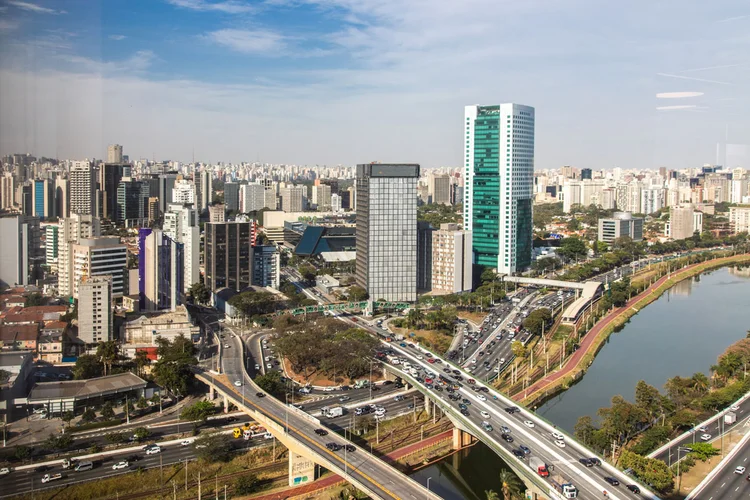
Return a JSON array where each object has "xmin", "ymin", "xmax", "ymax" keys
[{"xmin": 471, "ymin": 106, "xmax": 501, "ymax": 267}]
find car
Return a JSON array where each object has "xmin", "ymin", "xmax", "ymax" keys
[
  {"xmin": 234, "ymin": 380, "xmax": 242, "ymax": 387},
  {"xmin": 477, "ymin": 395, "xmax": 487, "ymax": 401},
  {"xmin": 700, "ymin": 433, "xmax": 712, "ymax": 441},
  {"xmin": 554, "ymin": 440, "xmax": 566, "ymax": 448},
  {"xmin": 626, "ymin": 485, "xmax": 641, "ymax": 493},
  {"xmin": 324, "ymin": 387, "xmax": 335, "ymax": 392},
  {"xmin": 504, "ymin": 406, "xmax": 520, "ymax": 414},
  {"xmin": 736, "ymin": 466, "xmax": 747, "ymax": 474},
  {"xmin": 519, "ymin": 445, "xmax": 531, "ymax": 455},
  {"xmin": 344, "ymin": 444, "xmax": 355, "ymax": 452},
  {"xmin": 501, "ymin": 434, "xmax": 513, "ymax": 443},
  {"xmin": 480, "ymin": 411, "xmax": 490, "ymax": 419},
  {"xmin": 697, "ymin": 426, "xmax": 707, "ymax": 432},
  {"xmin": 125, "ymin": 455, "xmax": 141, "ymax": 462},
  {"xmin": 579, "ymin": 458, "xmax": 593, "ymax": 467},
  {"xmin": 731, "ymin": 405, "xmax": 740, "ymax": 412},
  {"xmin": 511, "ymin": 449, "xmax": 525, "ymax": 458},
  {"xmin": 604, "ymin": 476, "xmax": 620, "ymax": 486},
  {"xmin": 500, "ymin": 426, "xmax": 511, "ymax": 434},
  {"xmin": 551, "ymin": 431, "xmax": 565, "ymax": 440},
  {"xmin": 416, "ymin": 355, "xmax": 423, "ymax": 360},
  {"xmin": 254, "ymin": 363, "xmax": 260, "ymax": 370},
  {"xmin": 314, "ymin": 428, "xmax": 328, "ymax": 436},
  {"xmin": 146, "ymin": 446, "xmax": 161, "ymax": 455},
  {"xmin": 588, "ymin": 457, "xmax": 602, "ymax": 466},
  {"xmin": 181, "ymin": 439, "xmax": 193, "ymax": 446},
  {"xmin": 266, "ymin": 363, "xmax": 272, "ymax": 369},
  {"xmin": 0, "ymin": 468, "xmax": 10, "ymax": 476},
  {"xmin": 394, "ymin": 395, "xmax": 404, "ymax": 402},
  {"xmin": 523, "ymin": 420, "xmax": 535, "ymax": 428},
  {"xmin": 34, "ymin": 465, "xmax": 51, "ymax": 473},
  {"xmin": 326, "ymin": 443, "xmax": 341, "ymax": 451},
  {"xmin": 256, "ymin": 392, "xmax": 265, "ymax": 398},
  {"xmin": 338, "ymin": 396, "xmax": 350, "ymax": 402},
  {"xmin": 224, "ymin": 344, "xmax": 230, "ymax": 348},
  {"xmin": 482, "ymin": 421, "xmax": 493, "ymax": 432},
  {"xmin": 112, "ymin": 461, "xmax": 129, "ymax": 470},
  {"xmin": 460, "ymin": 409, "xmax": 470, "ymax": 416}
]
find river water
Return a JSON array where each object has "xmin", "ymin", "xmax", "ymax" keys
[{"xmin": 411, "ymin": 266, "xmax": 750, "ymax": 499}]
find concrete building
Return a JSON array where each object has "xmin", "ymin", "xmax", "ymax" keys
[
  {"xmin": 139, "ymin": 229, "xmax": 183, "ymax": 312},
  {"xmin": 312, "ymin": 184, "xmax": 332, "ymax": 210},
  {"xmin": 163, "ymin": 203, "xmax": 200, "ymax": 293},
  {"xmin": 204, "ymin": 221, "xmax": 256, "ymax": 292},
  {"xmin": 0, "ymin": 351, "xmax": 34, "ymax": 421},
  {"xmin": 429, "ymin": 174, "xmax": 451, "ymax": 205},
  {"xmin": 69, "ymin": 161, "xmax": 95, "ymax": 215},
  {"xmin": 120, "ymin": 305, "xmax": 199, "ymax": 356},
  {"xmin": 597, "ymin": 212, "xmax": 644, "ymax": 244},
  {"xmin": 54, "ymin": 177, "xmax": 69, "ymax": 219},
  {"xmin": 224, "ymin": 182, "xmax": 240, "ymax": 212},
  {"xmin": 355, "ymin": 163, "xmax": 419, "ymax": 302},
  {"xmin": 208, "ymin": 203, "xmax": 225, "ymax": 222},
  {"xmin": 116, "ymin": 179, "xmax": 150, "ymax": 225},
  {"xmin": 0, "ymin": 215, "xmax": 38, "ymax": 288},
  {"xmin": 99, "ymin": 163, "xmax": 125, "ymax": 220},
  {"xmin": 729, "ymin": 206, "xmax": 750, "ymax": 234},
  {"xmin": 45, "ymin": 224, "xmax": 59, "ymax": 269},
  {"xmin": 239, "ymin": 183, "xmax": 266, "ymax": 213},
  {"xmin": 280, "ymin": 185, "xmax": 305, "ymax": 212},
  {"xmin": 417, "ymin": 222, "xmax": 433, "ymax": 292},
  {"xmin": 32, "ymin": 179, "xmax": 53, "ymax": 220},
  {"xmin": 252, "ymin": 245, "xmax": 280, "ymax": 289},
  {"xmin": 0, "ymin": 172, "xmax": 14, "ymax": 210},
  {"xmin": 107, "ymin": 144, "xmax": 123, "ymax": 163},
  {"xmin": 198, "ymin": 170, "xmax": 213, "ymax": 212},
  {"xmin": 640, "ymin": 187, "xmax": 665, "ymax": 215},
  {"xmin": 431, "ymin": 223, "xmax": 473, "ymax": 294},
  {"xmin": 264, "ymin": 187, "xmax": 277, "ymax": 210},
  {"xmin": 331, "ymin": 193, "xmax": 342, "ymax": 212},
  {"xmin": 667, "ymin": 205, "xmax": 701, "ymax": 240},
  {"xmin": 77, "ymin": 275, "xmax": 113, "ymax": 344},
  {"xmin": 57, "ymin": 214, "xmax": 101, "ymax": 296},
  {"xmin": 157, "ymin": 173, "xmax": 178, "ymax": 214},
  {"xmin": 172, "ymin": 179, "xmax": 195, "ymax": 205},
  {"xmin": 71, "ymin": 237, "xmax": 128, "ymax": 298},
  {"xmin": 464, "ymin": 104, "xmax": 535, "ymax": 274}
]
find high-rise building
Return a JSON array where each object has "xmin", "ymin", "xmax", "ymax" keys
[
  {"xmin": 172, "ymin": 179, "xmax": 195, "ymax": 205},
  {"xmin": 70, "ymin": 161, "xmax": 96, "ymax": 215},
  {"xmin": 580, "ymin": 168, "xmax": 592, "ymax": 180},
  {"xmin": 147, "ymin": 197, "xmax": 160, "ymax": 224},
  {"xmin": 729, "ymin": 206, "xmax": 750, "ymax": 234},
  {"xmin": 0, "ymin": 172, "xmax": 14, "ymax": 210},
  {"xmin": 667, "ymin": 205, "xmax": 700, "ymax": 240},
  {"xmin": 208, "ymin": 203, "xmax": 225, "ymax": 222},
  {"xmin": 280, "ymin": 185, "xmax": 305, "ymax": 212},
  {"xmin": 464, "ymin": 104, "xmax": 535, "ymax": 275},
  {"xmin": 0, "ymin": 215, "xmax": 37, "ymax": 288},
  {"xmin": 78, "ymin": 275, "xmax": 113, "ymax": 344},
  {"xmin": 429, "ymin": 174, "xmax": 451, "ymax": 205},
  {"xmin": 54, "ymin": 177, "xmax": 69, "ymax": 218},
  {"xmin": 107, "ymin": 144, "xmax": 123, "ymax": 163},
  {"xmin": 224, "ymin": 182, "xmax": 240, "ymax": 212},
  {"xmin": 199, "ymin": 171, "xmax": 213, "ymax": 212},
  {"xmin": 32, "ymin": 179, "xmax": 53, "ymax": 220},
  {"xmin": 251, "ymin": 245, "xmax": 280, "ymax": 289},
  {"xmin": 355, "ymin": 163, "xmax": 419, "ymax": 302},
  {"xmin": 116, "ymin": 179, "xmax": 150, "ymax": 226},
  {"xmin": 139, "ymin": 228, "xmax": 184, "ymax": 312},
  {"xmin": 164, "ymin": 203, "xmax": 200, "ymax": 292},
  {"xmin": 71, "ymin": 237, "xmax": 128, "ymax": 298},
  {"xmin": 99, "ymin": 163, "xmax": 125, "ymax": 220},
  {"xmin": 239, "ymin": 183, "xmax": 266, "ymax": 213},
  {"xmin": 331, "ymin": 193, "xmax": 342, "ymax": 212},
  {"xmin": 312, "ymin": 184, "xmax": 332, "ymax": 210},
  {"xmin": 431, "ymin": 223, "xmax": 473, "ymax": 294},
  {"xmin": 597, "ymin": 212, "xmax": 644, "ymax": 244},
  {"xmin": 45, "ymin": 224, "xmax": 59, "ymax": 269},
  {"xmin": 264, "ymin": 187, "xmax": 277, "ymax": 210},
  {"xmin": 204, "ymin": 221, "xmax": 256, "ymax": 292},
  {"xmin": 57, "ymin": 214, "xmax": 101, "ymax": 297},
  {"xmin": 641, "ymin": 187, "xmax": 665, "ymax": 215},
  {"xmin": 158, "ymin": 173, "xmax": 178, "ymax": 214},
  {"xmin": 417, "ymin": 222, "xmax": 433, "ymax": 292}
]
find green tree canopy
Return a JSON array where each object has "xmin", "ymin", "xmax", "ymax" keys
[
  {"xmin": 189, "ymin": 282, "xmax": 211, "ymax": 305},
  {"xmin": 254, "ymin": 370, "xmax": 286, "ymax": 398},
  {"xmin": 180, "ymin": 400, "xmax": 217, "ymax": 422},
  {"xmin": 557, "ymin": 237, "xmax": 588, "ymax": 261},
  {"xmin": 193, "ymin": 433, "xmax": 234, "ymax": 462},
  {"xmin": 228, "ymin": 290, "xmax": 279, "ymax": 318},
  {"xmin": 522, "ymin": 309, "xmax": 552, "ymax": 335},
  {"xmin": 72, "ymin": 354, "xmax": 104, "ymax": 380},
  {"xmin": 619, "ymin": 450, "xmax": 673, "ymax": 492},
  {"xmin": 151, "ymin": 334, "xmax": 197, "ymax": 396}
]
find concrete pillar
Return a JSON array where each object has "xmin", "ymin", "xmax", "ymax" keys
[
  {"xmin": 424, "ymin": 396, "xmax": 431, "ymax": 416},
  {"xmin": 209, "ymin": 385, "xmax": 215, "ymax": 400},
  {"xmin": 451, "ymin": 427, "xmax": 474, "ymax": 450},
  {"xmin": 223, "ymin": 395, "xmax": 229, "ymax": 413},
  {"xmin": 288, "ymin": 450, "xmax": 316, "ymax": 487}
]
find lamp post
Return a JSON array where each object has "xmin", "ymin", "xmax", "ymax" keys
[{"xmin": 427, "ymin": 477, "xmax": 432, "ymax": 491}]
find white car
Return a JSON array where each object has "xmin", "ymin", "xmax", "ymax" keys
[
  {"xmin": 234, "ymin": 380, "xmax": 242, "ymax": 387},
  {"xmin": 224, "ymin": 344, "xmax": 230, "ymax": 349},
  {"xmin": 523, "ymin": 420, "xmax": 535, "ymax": 428},
  {"xmin": 700, "ymin": 433, "xmax": 712, "ymax": 441},
  {"xmin": 181, "ymin": 439, "xmax": 192, "ymax": 446},
  {"xmin": 480, "ymin": 411, "xmax": 490, "ymax": 419},
  {"xmin": 324, "ymin": 387, "xmax": 335, "ymax": 392},
  {"xmin": 112, "ymin": 461, "xmax": 129, "ymax": 470},
  {"xmin": 551, "ymin": 431, "xmax": 564, "ymax": 440},
  {"xmin": 266, "ymin": 363, "xmax": 272, "ymax": 369},
  {"xmin": 554, "ymin": 440, "xmax": 566, "ymax": 448},
  {"xmin": 731, "ymin": 405, "xmax": 740, "ymax": 412},
  {"xmin": 0, "ymin": 468, "xmax": 10, "ymax": 476},
  {"xmin": 499, "ymin": 358, "xmax": 505, "ymax": 364},
  {"xmin": 477, "ymin": 395, "xmax": 487, "ymax": 401},
  {"xmin": 416, "ymin": 355, "xmax": 423, "ymax": 360},
  {"xmin": 698, "ymin": 426, "xmax": 707, "ymax": 432},
  {"xmin": 145, "ymin": 446, "xmax": 161, "ymax": 455},
  {"xmin": 736, "ymin": 466, "xmax": 746, "ymax": 474}
]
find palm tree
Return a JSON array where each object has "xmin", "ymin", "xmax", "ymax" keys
[
  {"xmin": 498, "ymin": 469, "xmax": 523, "ymax": 500},
  {"xmin": 96, "ymin": 341, "xmax": 118, "ymax": 376},
  {"xmin": 134, "ymin": 350, "xmax": 151, "ymax": 377},
  {"xmin": 690, "ymin": 372, "xmax": 709, "ymax": 393},
  {"xmin": 407, "ymin": 308, "xmax": 424, "ymax": 329},
  {"xmin": 485, "ymin": 490, "xmax": 500, "ymax": 500}
]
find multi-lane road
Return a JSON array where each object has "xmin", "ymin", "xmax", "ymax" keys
[{"xmin": 688, "ymin": 434, "xmax": 750, "ymax": 500}]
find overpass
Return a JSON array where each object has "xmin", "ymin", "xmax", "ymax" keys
[
  {"xmin": 501, "ymin": 276, "xmax": 597, "ymax": 290},
  {"xmin": 196, "ymin": 333, "xmax": 440, "ymax": 500}
]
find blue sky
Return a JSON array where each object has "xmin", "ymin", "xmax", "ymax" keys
[{"xmin": 0, "ymin": 0, "xmax": 748, "ymax": 169}]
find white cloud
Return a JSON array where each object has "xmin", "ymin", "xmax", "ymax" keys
[
  {"xmin": 656, "ymin": 105, "xmax": 701, "ymax": 111},
  {"xmin": 109, "ymin": 35, "xmax": 127, "ymax": 41},
  {"xmin": 657, "ymin": 73, "xmax": 733, "ymax": 85},
  {"xmin": 7, "ymin": 1, "xmax": 65, "ymax": 14},
  {"xmin": 204, "ymin": 29, "xmax": 286, "ymax": 54},
  {"xmin": 62, "ymin": 50, "xmax": 157, "ymax": 74},
  {"xmin": 656, "ymin": 92, "xmax": 704, "ymax": 99},
  {"xmin": 166, "ymin": 0, "xmax": 255, "ymax": 14}
]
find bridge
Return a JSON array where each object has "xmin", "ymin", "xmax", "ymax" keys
[
  {"xmin": 501, "ymin": 276, "xmax": 602, "ymax": 291},
  {"xmin": 278, "ymin": 300, "xmax": 411, "ymax": 317},
  {"xmin": 196, "ymin": 333, "xmax": 439, "ymax": 500}
]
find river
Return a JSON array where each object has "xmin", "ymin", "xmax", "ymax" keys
[{"xmin": 411, "ymin": 265, "xmax": 750, "ymax": 498}]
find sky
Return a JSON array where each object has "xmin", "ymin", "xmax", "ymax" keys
[{"xmin": 0, "ymin": 0, "xmax": 748, "ymax": 169}]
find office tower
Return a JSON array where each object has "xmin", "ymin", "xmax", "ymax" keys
[
  {"xmin": 54, "ymin": 178, "xmax": 69, "ymax": 218},
  {"xmin": 158, "ymin": 173, "xmax": 178, "ymax": 214},
  {"xmin": 264, "ymin": 187, "xmax": 277, "ymax": 210},
  {"xmin": 417, "ymin": 222, "xmax": 433, "ymax": 292},
  {"xmin": 148, "ymin": 197, "xmax": 160, "ymax": 223},
  {"xmin": 340, "ymin": 190, "xmax": 351, "ymax": 210},
  {"xmin": 199, "ymin": 171, "xmax": 213, "ymax": 212},
  {"xmin": 667, "ymin": 205, "xmax": 700, "ymax": 240},
  {"xmin": 172, "ymin": 179, "xmax": 195, "ymax": 205},
  {"xmin": 32, "ymin": 179, "xmax": 53, "ymax": 220},
  {"xmin": 239, "ymin": 183, "xmax": 266, "ymax": 213},
  {"xmin": 731, "ymin": 179, "xmax": 749, "ymax": 204},
  {"xmin": 204, "ymin": 221, "xmax": 256, "ymax": 292},
  {"xmin": 208, "ymin": 203, "xmax": 225, "ymax": 222},
  {"xmin": 597, "ymin": 212, "xmax": 644, "ymax": 244},
  {"xmin": 107, "ymin": 144, "xmax": 123, "ymax": 163},
  {"xmin": 561, "ymin": 165, "xmax": 576, "ymax": 179},
  {"xmin": 355, "ymin": 163, "xmax": 419, "ymax": 302},
  {"xmin": 580, "ymin": 168, "xmax": 592, "ymax": 180},
  {"xmin": 347, "ymin": 186, "xmax": 356, "ymax": 211},
  {"xmin": 116, "ymin": 179, "xmax": 150, "ymax": 225},
  {"xmin": 70, "ymin": 161, "xmax": 96, "ymax": 215},
  {"xmin": 429, "ymin": 174, "xmax": 451, "ymax": 205},
  {"xmin": 57, "ymin": 214, "xmax": 101, "ymax": 296},
  {"xmin": 729, "ymin": 207, "xmax": 750, "ymax": 234},
  {"xmin": 311, "ymin": 184, "xmax": 331, "ymax": 210},
  {"xmin": 280, "ymin": 185, "xmax": 305, "ymax": 212},
  {"xmin": 164, "ymin": 203, "xmax": 200, "ymax": 292},
  {"xmin": 99, "ymin": 163, "xmax": 125, "ymax": 220},
  {"xmin": 641, "ymin": 187, "xmax": 665, "ymax": 215},
  {"xmin": 45, "ymin": 224, "xmax": 59, "ymax": 268},
  {"xmin": 331, "ymin": 193, "xmax": 342, "ymax": 212},
  {"xmin": 18, "ymin": 184, "xmax": 32, "ymax": 215},
  {"xmin": 71, "ymin": 237, "xmax": 128, "ymax": 298},
  {"xmin": 464, "ymin": 104, "xmax": 535, "ymax": 275},
  {"xmin": 224, "ymin": 182, "xmax": 240, "ymax": 212},
  {"xmin": 78, "ymin": 275, "xmax": 113, "ymax": 344},
  {"xmin": 139, "ymin": 228, "xmax": 184, "ymax": 311},
  {"xmin": 251, "ymin": 245, "xmax": 280, "ymax": 289},
  {"xmin": 0, "ymin": 172, "xmax": 14, "ymax": 210},
  {"xmin": 0, "ymin": 215, "xmax": 34, "ymax": 288},
  {"xmin": 431, "ymin": 223, "xmax": 473, "ymax": 294}
]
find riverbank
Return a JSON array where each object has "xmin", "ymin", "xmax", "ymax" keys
[{"xmin": 515, "ymin": 252, "xmax": 750, "ymax": 407}]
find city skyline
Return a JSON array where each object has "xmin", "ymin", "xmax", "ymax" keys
[{"xmin": 0, "ymin": 0, "xmax": 748, "ymax": 169}]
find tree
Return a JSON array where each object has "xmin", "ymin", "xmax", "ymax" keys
[
  {"xmin": 96, "ymin": 341, "xmax": 119, "ymax": 376},
  {"xmin": 254, "ymin": 371, "xmax": 286, "ymax": 398},
  {"xmin": 684, "ymin": 442, "xmax": 719, "ymax": 461},
  {"xmin": 348, "ymin": 285, "xmax": 368, "ymax": 301},
  {"xmin": 180, "ymin": 400, "xmax": 217, "ymax": 422},
  {"xmin": 485, "ymin": 491, "xmax": 500, "ymax": 500},
  {"xmin": 522, "ymin": 309, "xmax": 552, "ymax": 336},
  {"xmin": 557, "ymin": 237, "xmax": 588, "ymax": 261},
  {"xmin": 228, "ymin": 290, "xmax": 278, "ymax": 318},
  {"xmin": 105, "ymin": 432, "xmax": 125, "ymax": 444},
  {"xmin": 126, "ymin": 399, "xmax": 135, "ymax": 417},
  {"xmin": 498, "ymin": 469, "xmax": 523, "ymax": 500},
  {"xmin": 234, "ymin": 473, "xmax": 260, "ymax": 495},
  {"xmin": 134, "ymin": 349, "xmax": 151, "ymax": 377},
  {"xmin": 597, "ymin": 395, "xmax": 648, "ymax": 446},
  {"xmin": 45, "ymin": 433, "xmax": 73, "ymax": 451},
  {"xmin": 510, "ymin": 341, "xmax": 527, "ymax": 359},
  {"xmin": 26, "ymin": 293, "xmax": 45, "ymax": 307},
  {"xmin": 72, "ymin": 354, "xmax": 103, "ymax": 380},
  {"xmin": 13, "ymin": 445, "xmax": 32, "ymax": 461},
  {"xmin": 298, "ymin": 264, "xmax": 317, "ymax": 282},
  {"xmin": 61, "ymin": 411, "xmax": 75, "ymax": 426},
  {"xmin": 151, "ymin": 335, "xmax": 198, "ymax": 396},
  {"xmin": 566, "ymin": 218, "xmax": 581, "ymax": 231},
  {"xmin": 101, "ymin": 402, "xmax": 115, "ymax": 420},
  {"xmin": 189, "ymin": 282, "xmax": 211, "ymax": 305},
  {"xmin": 192, "ymin": 433, "xmax": 233, "ymax": 462},
  {"xmin": 634, "ymin": 380, "xmax": 664, "ymax": 421},
  {"xmin": 81, "ymin": 408, "xmax": 97, "ymax": 423},
  {"xmin": 136, "ymin": 397, "xmax": 148, "ymax": 411},
  {"xmin": 619, "ymin": 450, "xmax": 673, "ymax": 492},
  {"xmin": 133, "ymin": 427, "xmax": 151, "ymax": 441}
]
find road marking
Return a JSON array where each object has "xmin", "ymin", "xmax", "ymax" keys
[
  {"xmin": 721, "ymin": 482, "xmax": 726, "ymax": 488},
  {"xmin": 736, "ymin": 486, "xmax": 740, "ymax": 492}
]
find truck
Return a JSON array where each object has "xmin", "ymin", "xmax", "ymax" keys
[
  {"xmin": 62, "ymin": 458, "xmax": 75, "ymax": 470},
  {"xmin": 725, "ymin": 412, "xmax": 737, "ymax": 425},
  {"xmin": 549, "ymin": 474, "xmax": 577, "ymax": 498},
  {"xmin": 353, "ymin": 380, "xmax": 370, "ymax": 389},
  {"xmin": 41, "ymin": 473, "xmax": 63, "ymax": 484},
  {"xmin": 323, "ymin": 406, "xmax": 344, "ymax": 418},
  {"xmin": 528, "ymin": 456, "xmax": 549, "ymax": 477}
]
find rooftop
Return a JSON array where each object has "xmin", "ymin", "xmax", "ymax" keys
[
  {"xmin": 28, "ymin": 372, "xmax": 147, "ymax": 402},
  {"xmin": 0, "ymin": 324, "xmax": 39, "ymax": 342}
]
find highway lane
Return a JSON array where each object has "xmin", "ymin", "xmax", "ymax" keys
[
  {"xmin": 691, "ymin": 434, "xmax": 750, "ymax": 500},
  {"xmin": 220, "ymin": 333, "xmax": 439, "ymax": 500}
]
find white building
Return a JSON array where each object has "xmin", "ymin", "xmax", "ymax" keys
[
  {"xmin": 280, "ymin": 185, "xmax": 305, "ymax": 212},
  {"xmin": 78, "ymin": 275, "xmax": 113, "ymax": 344},
  {"xmin": 640, "ymin": 187, "xmax": 665, "ymax": 215},
  {"xmin": 311, "ymin": 184, "xmax": 331, "ymax": 210},
  {"xmin": 69, "ymin": 161, "xmax": 95, "ymax": 215},
  {"xmin": 142, "ymin": 229, "xmax": 183, "ymax": 312},
  {"xmin": 239, "ymin": 183, "xmax": 266, "ymax": 213},
  {"xmin": 331, "ymin": 193, "xmax": 342, "ymax": 212},
  {"xmin": 57, "ymin": 214, "xmax": 101, "ymax": 297},
  {"xmin": 172, "ymin": 179, "xmax": 195, "ymax": 205},
  {"xmin": 431, "ymin": 223, "xmax": 472, "ymax": 295},
  {"xmin": 729, "ymin": 206, "xmax": 750, "ymax": 234},
  {"xmin": 199, "ymin": 170, "xmax": 212, "ymax": 212},
  {"xmin": 163, "ymin": 204, "xmax": 200, "ymax": 292},
  {"xmin": 107, "ymin": 144, "xmax": 123, "ymax": 164},
  {"xmin": 71, "ymin": 237, "xmax": 128, "ymax": 298}
]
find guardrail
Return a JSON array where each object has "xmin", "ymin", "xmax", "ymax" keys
[{"xmin": 685, "ymin": 427, "xmax": 750, "ymax": 499}]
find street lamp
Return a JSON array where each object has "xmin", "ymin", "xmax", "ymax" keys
[{"xmin": 427, "ymin": 477, "xmax": 432, "ymax": 491}]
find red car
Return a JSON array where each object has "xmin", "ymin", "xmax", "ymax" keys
[{"xmin": 427, "ymin": 358, "xmax": 435, "ymax": 364}]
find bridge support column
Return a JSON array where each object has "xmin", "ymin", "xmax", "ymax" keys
[
  {"xmin": 223, "ymin": 395, "xmax": 229, "ymax": 413},
  {"xmin": 524, "ymin": 483, "xmax": 546, "ymax": 500},
  {"xmin": 208, "ymin": 385, "xmax": 215, "ymax": 401},
  {"xmin": 451, "ymin": 427, "xmax": 474, "ymax": 449},
  {"xmin": 288, "ymin": 450, "xmax": 316, "ymax": 487},
  {"xmin": 424, "ymin": 397, "xmax": 431, "ymax": 416}
]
